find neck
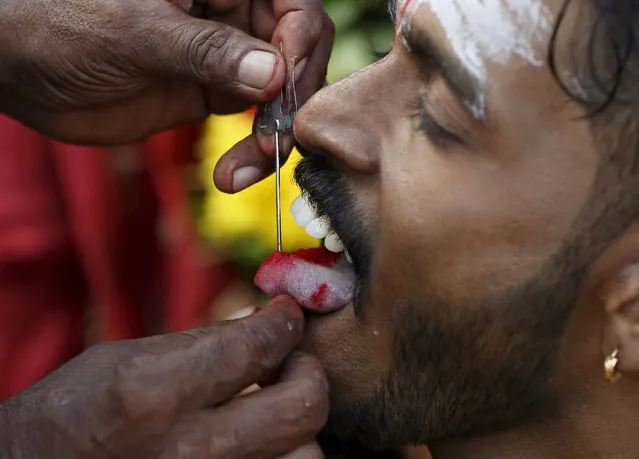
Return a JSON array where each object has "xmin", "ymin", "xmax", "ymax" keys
[
  {"xmin": 427, "ymin": 381, "xmax": 637, "ymax": 459},
  {"xmin": 428, "ymin": 424, "xmax": 564, "ymax": 459}
]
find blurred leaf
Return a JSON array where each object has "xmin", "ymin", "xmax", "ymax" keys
[{"xmin": 324, "ymin": 0, "xmax": 394, "ymax": 81}]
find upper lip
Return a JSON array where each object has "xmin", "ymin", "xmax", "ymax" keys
[
  {"xmin": 294, "ymin": 155, "xmax": 369, "ymax": 318},
  {"xmin": 302, "ymin": 189, "xmax": 360, "ymax": 273},
  {"xmin": 299, "ymin": 190, "xmax": 352, "ymax": 258},
  {"xmin": 294, "ymin": 146, "xmax": 363, "ymax": 267}
]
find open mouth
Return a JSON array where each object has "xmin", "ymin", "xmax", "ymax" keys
[{"xmin": 254, "ymin": 194, "xmax": 357, "ymax": 313}]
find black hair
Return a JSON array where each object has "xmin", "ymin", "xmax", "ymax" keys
[
  {"xmin": 548, "ymin": 0, "xmax": 639, "ymax": 244},
  {"xmin": 550, "ymin": 0, "xmax": 639, "ymax": 116}
]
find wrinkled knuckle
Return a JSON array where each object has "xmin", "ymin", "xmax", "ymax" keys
[
  {"xmin": 298, "ymin": 372, "xmax": 329, "ymax": 409},
  {"xmin": 182, "ymin": 25, "xmax": 235, "ymax": 82},
  {"xmin": 288, "ymin": 377, "xmax": 329, "ymax": 431},
  {"xmin": 288, "ymin": 16, "xmax": 313, "ymax": 41},
  {"xmin": 114, "ymin": 352, "xmax": 149, "ymax": 381},
  {"xmin": 235, "ymin": 318, "xmax": 280, "ymax": 366},
  {"xmin": 172, "ymin": 328, "xmax": 209, "ymax": 346},
  {"xmin": 111, "ymin": 352, "xmax": 158, "ymax": 419}
]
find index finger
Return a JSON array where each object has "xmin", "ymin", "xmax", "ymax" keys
[
  {"xmin": 253, "ymin": 0, "xmax": 324, "ymax": 69},
  {"xmin": 121, "ymin": 295, "xmax": 305, "ymax": 412},
  {"xmin": 213, "ymin": 11, "xmax": 334, "ymax": 194},
  {"xmin": 270, "ymin": 0, "xmax": 325, "ymax": 43},
  {"xmin": 163, "ymin": 352, "xmax": 328, "ymax": 459},
  {"xmin": 193, "ymin": 295, "xmax": 305, "ymax": 407}
]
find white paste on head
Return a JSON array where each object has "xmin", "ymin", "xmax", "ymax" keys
[
  {"xmin": 397, "ymin": 0, "xmax": 553, "ymax": 118},
  {"xmin": 566, "ymin": 72, "xmax": 589, "ymax": 100}
]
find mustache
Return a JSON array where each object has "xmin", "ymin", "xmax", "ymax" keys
[
  {"xmin": 293, "ymin": 152, "xmax": 349, "ymax": 225},
  {"xmin": 293, "ymin": 149, "xmax": 373, "ymax": 317}
]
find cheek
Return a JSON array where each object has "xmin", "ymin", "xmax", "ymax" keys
[{"xmin": 374, "ymin": 134, "xmax": 597, "ymax": 304}]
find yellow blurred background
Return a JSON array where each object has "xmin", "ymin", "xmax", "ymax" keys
[
  {"xmin": 197, "ymin": 0, "xmax": 394, "ymax": 272},
  {"xmin": 198, "ymin": 113, "xmax": 318, "ymax": 256}
]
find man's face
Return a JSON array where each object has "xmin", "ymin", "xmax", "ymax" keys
[{"xmin": 293, "ymin": 0, "xmax": 600, "ymax": 449}]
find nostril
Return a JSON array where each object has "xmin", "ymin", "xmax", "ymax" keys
[
  {"xmin": 294, "ymin": 112, "xmax": 379, "ymax": 174},
  {"xmin": 293, "ymin": 109, "xmax": 316, "ymax": 151},
  {"xmin": 293, "ymin": 83, "xmax": 380, "ymax": 175}
]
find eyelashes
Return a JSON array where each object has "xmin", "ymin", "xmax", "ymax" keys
[
  {"xmin": 371, "ymin": 49, "xmax": 462, "ymax": 148},
  {"xmin": 416, "ymin": 96, "xmax": 461, "ymax": 147}
]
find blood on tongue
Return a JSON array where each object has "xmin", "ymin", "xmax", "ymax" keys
[
  {"xmin": 254, "ymin": 248, "xmax": 354, "ymax": 313},
  {"xmin": 290, "ymin": 248, "xmax": 341, "ymax": 266},
  {"xmin": 311, "ymin": 283, "xmax": 329, "ymax": 308},
  {"xmin": 259, "ymin": 249, "xmax": 340, "ymax": 272}
]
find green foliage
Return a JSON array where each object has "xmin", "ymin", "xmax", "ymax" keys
[{"xmin": 324, "ymin": 0, "xmax": 394, "ymax": 82}]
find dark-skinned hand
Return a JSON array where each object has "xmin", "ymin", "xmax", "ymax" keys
[
  {"xmin": 0, "ymin": 0, "xmax": 334, "ymax": 194},
  {"xmin": 0, "ymin": 296, "xmax": 328, "ymax": 459}
]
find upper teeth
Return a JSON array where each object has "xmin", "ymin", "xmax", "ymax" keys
[
  {"xmin": 291, "ymin": 197, "xmax": 315, "ymax": 227},
  {"xmin": 305, "ymin": 217, "xmax": 331, "ymax": 239},
  {"xmin": 324, "ymin": 232, "xmax": 345, "ymax": 253},
  {"xmin": 290, "ymin": 195, "xmax": 349, "ymax": 257}
]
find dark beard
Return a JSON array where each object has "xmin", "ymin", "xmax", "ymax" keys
[
  {"xmin": 293, "ymin": 151, "xmax": 589, "ymax": 452},
  {"xmin": 317, "ymin": 240, "xmax": 588, "ymax": 451}
]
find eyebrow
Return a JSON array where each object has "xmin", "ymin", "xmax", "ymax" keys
[{"xmin": 387, "ymin": 0, "xmax": 485, "ymax": 119}]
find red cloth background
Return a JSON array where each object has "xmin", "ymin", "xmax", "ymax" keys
[{"xmin": 0, "ymin": 116, "xmax": 235, "ymax": 401}]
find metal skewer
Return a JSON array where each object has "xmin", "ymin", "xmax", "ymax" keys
[
  {"xmin": 275, "ymin": 118, "xmax": 283, "ymax": 252},
  {"xmin": 272, "ymin": 41, "xmax": 298, "ymax": 253}
]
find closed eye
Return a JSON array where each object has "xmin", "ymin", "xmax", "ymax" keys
[{"xmin": 414, "ymin": 96, "xmax": 463, "ymax": 148}]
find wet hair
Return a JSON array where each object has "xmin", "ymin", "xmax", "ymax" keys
[
  {"xmin": 550, "ymin": 0, "xmax": 639, "ymax": 115},
  {"xmin": 549, "ymin": 0, "xmax": 639, "ymax": 256}
]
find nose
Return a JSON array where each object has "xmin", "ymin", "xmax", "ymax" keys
[{"xmin": 294, "ymin": 64, "xmax": 388, "ymax": 175}]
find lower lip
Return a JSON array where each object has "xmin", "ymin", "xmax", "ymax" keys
[{"xmin": 303, "ymin": 301, "xmax": 354, "ymax": 319}]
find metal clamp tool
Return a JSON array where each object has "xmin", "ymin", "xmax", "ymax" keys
[{"xmin": 255, "ymin": 44, "xmax": 298, "ymax": 252}]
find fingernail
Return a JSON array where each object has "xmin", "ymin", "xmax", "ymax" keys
[
  {"xmin": 295, "ymin": 58, "xmax": 308, "ymax": 82},
  {"xmin": 267, "ymin": 295, "xmax": 296, "ymax": 308},
  {"xmin": 239, "ymin": 51, "xmax": 277, "ymax": 89},
  {"xmin": 233, "ymin": 166, "xmax": 262, "ymax": 192},
  {"xmin": 225, "ymin": 306, "xmax": 258, "ymax": 321}
]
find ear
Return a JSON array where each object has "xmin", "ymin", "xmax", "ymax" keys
[{"xmin": 598, "ymin": 253, "xmax": 639, "ymax": 375}]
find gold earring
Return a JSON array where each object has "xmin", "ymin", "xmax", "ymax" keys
[{"xmin": 604, "ymin": 348, "xmax": 622, "ymax": 383}]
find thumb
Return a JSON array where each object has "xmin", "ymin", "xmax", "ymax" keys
[{"xmin": 145, "ymin": 14, "xmax": 286, "ymax": 103}]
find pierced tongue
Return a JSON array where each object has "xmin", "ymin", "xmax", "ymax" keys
[{"xmin": 254, "ymin": 248, "xmax": 355, "ymax": 313}]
